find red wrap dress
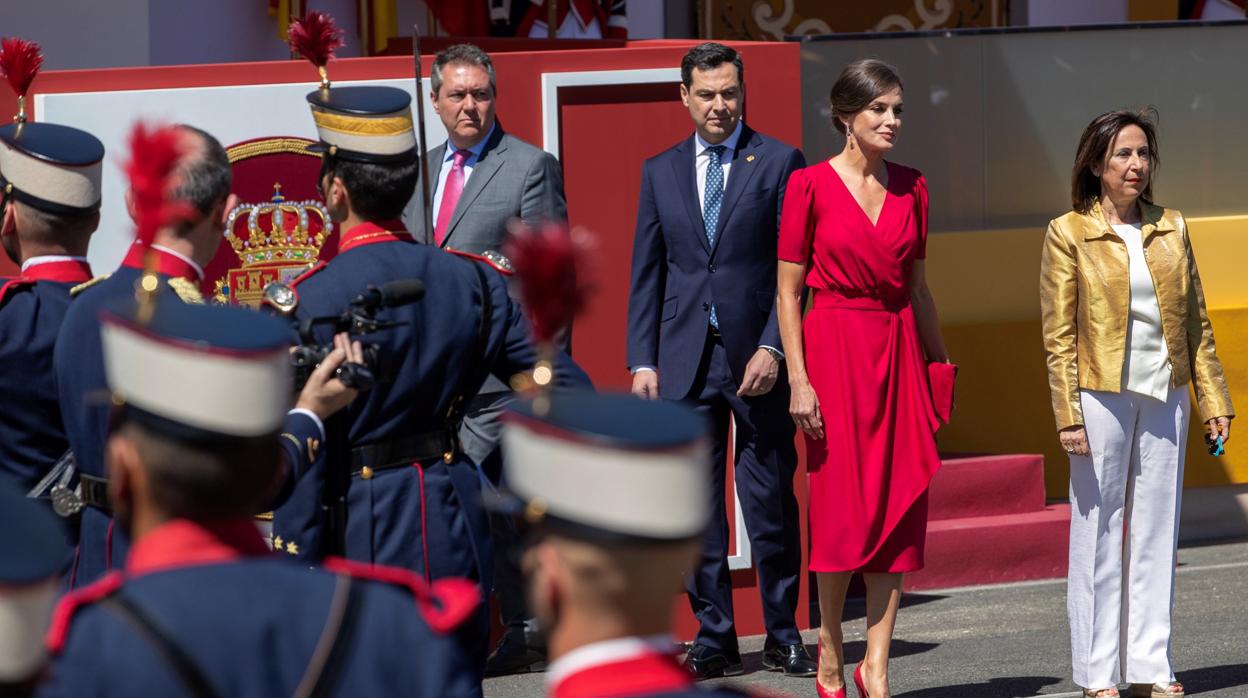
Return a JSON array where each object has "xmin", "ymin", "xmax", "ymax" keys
[{"xmin": 777, "ymin": 161, "xmax": 941, "ymax": 573}]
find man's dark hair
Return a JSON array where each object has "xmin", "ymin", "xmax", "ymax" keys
[
  {"xmin": 123, "ymin": 422, "xmax": 280, "ymax": 520},
  {"xmin": 431, "ymin": 43, "xmax": 497, "ymax": 96},
  {"xmin": 1071, "ymin": 108, "xmax": 1160, "ymax": 214},
  {"xmin": 173, "ymin": 124, "xmax": 232, "ymax": 216},
  {"xmin": 680, "ymin": 43, "xmax": 744, "ymax": 88},
  {"xmin": 323, "ymin": 156, "xmax": 420, "ymax": 221},
  {"xmin": 11, "ymin": 200, "xmax": 98, "ymax": 245}
]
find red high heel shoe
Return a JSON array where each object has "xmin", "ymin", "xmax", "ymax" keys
[
  {"xmin": 853, "ymin": 662, "xmax": 869, "ymax": 698},
  {"xmin": 815, "ymin": 644, "xmax": 846, "ymax": 698}
]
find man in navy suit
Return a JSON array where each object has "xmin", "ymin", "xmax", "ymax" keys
[{"xmin": 626, "ymin": 43, "xmax": 814, "ymax": 680}]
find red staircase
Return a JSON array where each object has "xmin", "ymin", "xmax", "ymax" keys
[{"xmin": 906, "ymin": 454, "xmax": 1071, "ymax": 591}]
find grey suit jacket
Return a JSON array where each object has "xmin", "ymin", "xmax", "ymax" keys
[{"xmin": 402, "ymin": 126, "xmax": 568, "ymax": 253}]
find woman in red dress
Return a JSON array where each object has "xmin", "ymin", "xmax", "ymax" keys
[{"xmin": 776, "ymin": 60, "xmax": 951, "ymax": 698}]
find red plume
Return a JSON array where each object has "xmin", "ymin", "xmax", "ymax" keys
[
  {"xmin": 504, "ymin": 222, "xmax": 598, "ymax": 346},
  {"xmin": 123, "ymin": 123, "xmax": 194, "ymax": 249},
  {"xmin": 0, "ymin": 37, "xmax": 43, "ymax": 98},
  {"xmin": 288, "ymin": 12, "xmax": 344, "ymax": 68}
]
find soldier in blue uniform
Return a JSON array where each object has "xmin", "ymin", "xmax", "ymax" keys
[
  {"xmin": 54, "ymin": 125, "xmax": 332, "ymax": 587},
  {"xmin": 0, "ymin": 481, "xmax": 70, "ymax": 697},
  {"xmin": 494, "ymin": 392, "xmax": 789, "ymax": 698},
  {"xmin": 39, "ymin": 298, "xmax": 483, "ymax": 698},
  {"xmin": 0, "ymin": 47, "xmax": 102, "ymax": 504},
  {"xmin": 269, "ymin": 48, "xmax": 591, "ymax": 664}
]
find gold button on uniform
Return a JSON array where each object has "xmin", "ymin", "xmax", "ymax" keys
[
  {"xmin": 443, "ymin": 451, "xmax": 454, "ymax": 464},
  {"xmin": 361, "ymin": 466, "xmax": 374, "ymax": 480}
]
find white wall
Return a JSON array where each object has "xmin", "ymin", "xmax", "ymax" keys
[
  {"xmin": 628, "ymin": 0, "xmax": 666, "ymax": 39},
  {"xmin": 1020, "ymin": 0, "xmax": 1128, "ymax": 27},
  {"xmin": 1, "ymin": 0, "xmax": 669, "ymax": 73},
  {"xmin": 0, "ymin": 0, "xmax": 364, "ymax": 71},
  {"xmin": 0, "ymin": 0, "xmax": 151, "ymax": 70}
]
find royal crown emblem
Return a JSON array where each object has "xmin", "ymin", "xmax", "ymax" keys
[{"xmin": 213, "ymin": 182, "xmax": 333, "ymax": 305}]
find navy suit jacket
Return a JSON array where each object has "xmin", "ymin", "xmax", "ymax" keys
[{"xmin": 626, "ymin": 125, "xmax": 805, "ymax": 400}]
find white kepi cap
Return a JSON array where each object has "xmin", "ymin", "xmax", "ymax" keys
[
  {"xmin": 99, "ymin": 298, "xmax": 294, "ymax": 442},
  {"xmin": 0, "ymin": 483, "xmax": 69, "ymax": 683},
  {"xmin": 0, "ymin": 121, "xmax": 104, "ymax": 214},
  {"xmin": 499, "ymin": 392, "xmax": 711, "ymax": 542}
]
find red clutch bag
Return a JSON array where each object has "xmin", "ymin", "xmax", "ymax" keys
[{"xmin": 928, "ymin": 362, "xmax": 958, "ymax": 424}]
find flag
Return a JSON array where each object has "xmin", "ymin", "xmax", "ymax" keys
[
  {"xmin": 357, "ymin": 0, "xmax": 398, "ymax": 55},
  {"xmin": 269, "ymin": 0, "xmax": 309, "ymax": 42}
]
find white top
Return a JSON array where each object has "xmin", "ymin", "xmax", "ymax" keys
[
  {"xmin": 1113, "ymin": 222, "xmax": 1171, "ymax": 401},
  {"xmin": 694, "ymin": 120, "xmax": 742, "ymax": 212},
  {"xmin": 431, "ymin": 122, "xmax": 497, "ymax": 226}
]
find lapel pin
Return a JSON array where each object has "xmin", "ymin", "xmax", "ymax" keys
[{"xmin": 746, "ymin": 155, "xmax": 756, "ymax": 162}]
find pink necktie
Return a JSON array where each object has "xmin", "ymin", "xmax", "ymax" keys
[{"xmin": 434, "ymin": 149, "xmax": 470, "ymax": 245}]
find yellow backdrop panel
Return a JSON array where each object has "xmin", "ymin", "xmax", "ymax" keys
[{"xmin": 926, "ymin": 216, "xmax": 1248, "ymax": 496}]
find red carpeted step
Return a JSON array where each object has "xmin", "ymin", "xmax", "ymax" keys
[
  {"xmin": 904, "ymin": 503, "xmax": 1071, "ymax": 591},
  {"xmin": 929, "ymin": 454, "xmax": 1047, "ymax": 521}
]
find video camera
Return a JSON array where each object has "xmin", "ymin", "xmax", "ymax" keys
[{"xmin": 263, "ymin": 279, "xmax": 426, "ymax": 391}]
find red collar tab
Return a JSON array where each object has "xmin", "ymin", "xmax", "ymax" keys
[
  {"xmin": 0, "ymin": 260, "xmax": 93, "ymax": 303},
  {"xmin": 22, "ymin": 259, "xmax": 93, "ymax": 284},
  {"xmin": 121, "ymin": 244, "xmax": 202, "ymax": 282},
  {"xmin": 125, "ymin": 518, "xmax": 272, "ymax": 577},
  {"xmin": 322, "ymin": 557, "xmax": 481, "ymax": 634},
  {"xmin": 0, "ymin": 278, "xmax": 33, "ymax": 303},
  {"xmin": 553, "ymin": 651, "xmax": 693, "ymax": 698},
  {"xmin": 337, "ymin": 220, "xmax": 414, "ymax": 254},
  {"xmin": 46, "ymin": 571, "xmax": 124, "ymax": 654}
]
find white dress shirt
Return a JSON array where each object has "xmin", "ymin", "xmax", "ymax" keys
[
  {"xmin": 431, "ymin": 122, "xmax": 497, "ymax": 227},
  {"xmin": 694, "ymin": 121, "xmax": 743, "ymax": 212},
  {"xmin": 1113, "ymin": 222, "xmax": 1171, "ymax": 401}
]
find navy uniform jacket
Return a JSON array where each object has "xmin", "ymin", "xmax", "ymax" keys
[
  {"xmin": 625, "ymin": 124, "xmax": 805, "ymax": 400},
  {"xmin": 39, "ymin": 519, "xmax": 482, "ymax": 698},
  {"xmin": 55, "ymin": 246, "xmax": 323, "ymax": 587},
  {"xmin": 0, "ymin": 257, "xmax": 93, "ymax": 494},
  {"xmin": 272, "ymin": 222, "xmax": 590, "ymax": 590},
  {"xmin": 547, "ymin": 641, "xmax": 775, "ymax": 697}
]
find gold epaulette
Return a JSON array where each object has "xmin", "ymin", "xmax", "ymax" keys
[
  {"xmin": 70, "ymin": 274, "xmax": 111, "ymax": 298},
  {"xmin": 167, "ymin": 277, "xmax": 205, "ymax": 304}
]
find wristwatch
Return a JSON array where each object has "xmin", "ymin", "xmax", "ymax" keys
[{"xmin": 762, "ymin": 347, "xmax": 784, "ymax": 363}]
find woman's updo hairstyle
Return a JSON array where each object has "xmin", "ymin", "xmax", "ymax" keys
[{"xmin": 829, "ymin": 59, "xmax": 903, "ymax": 135}]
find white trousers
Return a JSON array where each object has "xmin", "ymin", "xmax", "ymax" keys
[{"xmin": 1067, "ymin": 387, "xmax": 1189, "ymax": 688}]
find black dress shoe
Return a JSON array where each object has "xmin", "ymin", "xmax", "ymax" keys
[
  {"xmin": 683, "ymin": 643, "xmax": 745, "ymax": 680},
  {"xmin": 484, "ymin": 632, "xmax": 546, "ymax": 677},
  {"xmin": 761, "ymin": 643, "xmax": 818, "ymax": 677}
]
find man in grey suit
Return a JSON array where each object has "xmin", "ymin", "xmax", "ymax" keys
[
  {"xmin": 402, "ymin": 43, "xmax": 568, "ymax": 676},
  {"xmin": 404, "ymin": 43, "xmax": 566, "ymax": 254}
]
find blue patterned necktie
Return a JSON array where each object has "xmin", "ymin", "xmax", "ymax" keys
[{"xmin": 704, "ymin": 144, "xmax": 726, "ymax": 329}]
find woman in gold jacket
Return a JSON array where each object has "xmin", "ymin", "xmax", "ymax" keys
[{"xmin": 1041, "ymin": 109, "xmax": 1233, "ymax": 698}]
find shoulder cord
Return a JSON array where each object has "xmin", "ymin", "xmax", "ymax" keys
[{"xmin": 99, "ymin": 593, "xmax": 219, "ymax": 698}]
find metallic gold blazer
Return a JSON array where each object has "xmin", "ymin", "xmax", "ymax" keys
[{"xmin": 1040, "ymin": 200, "xmax": 1233, "ymax": 430}]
